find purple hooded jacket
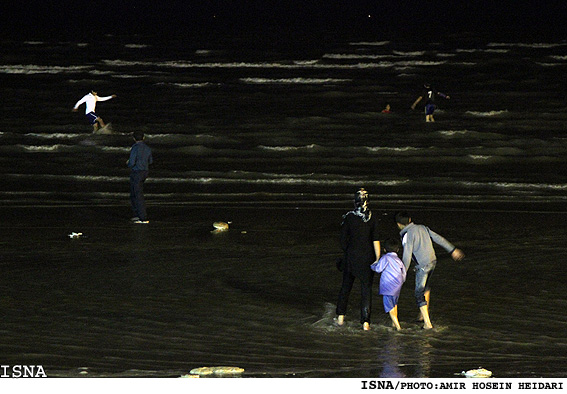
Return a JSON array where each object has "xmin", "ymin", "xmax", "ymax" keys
[{"xmin": 370, "ymin": 252, "xmax": 407, "ymax": 297}]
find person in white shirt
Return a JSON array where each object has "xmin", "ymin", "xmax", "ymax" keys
[{"xmin": 73, "ymin": 91, "xmax": 117, "ymax": 132}]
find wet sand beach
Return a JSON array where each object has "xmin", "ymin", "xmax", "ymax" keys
[{"xmin": 1, "ymin": 203, "xmax": 566, "ymax": 378}]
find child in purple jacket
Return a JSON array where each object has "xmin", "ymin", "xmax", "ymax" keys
[{"xmin": 371, "ymin": 238, "xmax": 407, "ymax": 330}]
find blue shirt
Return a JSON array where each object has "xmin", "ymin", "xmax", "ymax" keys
[{"xmin": 128, "ymin": 141, "xmax": 153, "ymax": 171}]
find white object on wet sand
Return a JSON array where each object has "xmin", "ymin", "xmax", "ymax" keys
[
  {"xmin": 211, "ymin": 221, "xmax": 231, "ymax": 233},
  {"xmin": 189, "ymin": 366, "xmax": 244, "ymax": 376},
  {"xmin": 463, "ymin": 368, "xmax": 492, "ymax": 378}
]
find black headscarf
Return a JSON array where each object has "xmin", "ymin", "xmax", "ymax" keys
[{"xmin": 345, "ymin": 188, "xmax": 372, "ymax": 222}]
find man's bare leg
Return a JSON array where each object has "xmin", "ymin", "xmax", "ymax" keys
[
  {"xmin": 420, "ymin": 291, "xmax": 433, "ymax": 329},
  {"xmin": 417, "ymin": 290, "xmax": 431, "ymax": 321},
  {"xmin": 389, "ymin": 305, "xmax": 402, "ymax": 331}
]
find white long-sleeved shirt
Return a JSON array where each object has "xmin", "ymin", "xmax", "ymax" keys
[{"xmin": 73, "ymin": 93, "xmax": 114, "ymax": 114}]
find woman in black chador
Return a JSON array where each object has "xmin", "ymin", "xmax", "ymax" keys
[{"xmin": 336, "ymin": 188, "xmax": 381, "ymax": 330}]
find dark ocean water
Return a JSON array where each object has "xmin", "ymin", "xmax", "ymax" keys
[{"xmin": 1, "ymin": 36, "xmax": 567, "ymax": 378}]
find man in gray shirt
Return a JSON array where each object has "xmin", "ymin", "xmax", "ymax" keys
[{"xmin": 395, "ymin": 211, "xmax": 464, "ymax": 329}]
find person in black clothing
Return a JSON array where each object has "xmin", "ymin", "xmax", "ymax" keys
[
  {"xmin": 336, "ymin": 188, "xmax": 382, "ymax": 330},
  {"xmin": 411, "ymin": 83, "xmax": 450, "ymax": 122},
  {"xmin": 127, "ymin": 131, "xmax": 153, "ymax": 223}
]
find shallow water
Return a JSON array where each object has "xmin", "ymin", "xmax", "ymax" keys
[
  {"xmin": 1, "ymin": 205, "xmax": 566, "ymax": 378},
  {"xmin": 1, "ymin": 36, "xmax": 567, "ymax": 378}
]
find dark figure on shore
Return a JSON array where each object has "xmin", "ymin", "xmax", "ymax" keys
[
  {"xmin": 127, "ymin": 131, "xmax": 153, "ymax": 224},
  {"xmin": 395, "ymin": 211, "xmax": 464, "ymax": 329},
  {"xmin": 336, "ymin": 188, "xmax": 381, "ymax": 330}
]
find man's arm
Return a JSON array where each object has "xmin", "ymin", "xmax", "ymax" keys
[
  {"xmin": 73, "ymin": 96, "xmax": 87, "ymax": 111},
  {"xmin": 127, "ymin": 145, "xmax": 137, "ymax": 168},
  {"xmin": 411, "ymin": 96, "xmax": 422, "ymax": 110},
  {"xmin": 401, "ymin": 233, "xmax": 413, "ymax": 270},
  {"xmin": 428, "ymin": 228, "xmax": 464, "ymax": 261},
  {"xmin": 97, "ymin": 94, "xmax": 117, "ymax": 102}
]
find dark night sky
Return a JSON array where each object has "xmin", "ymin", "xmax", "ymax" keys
[{"xmin": 1, "ymin": 1, "xmax": 567, "ymax": 43}]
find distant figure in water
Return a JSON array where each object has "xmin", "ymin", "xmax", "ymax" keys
[
  {"xmin": 395, "ymin": 211, "xmax": 464, "ymax": 329},
  {"xmin": 371, "ymin": 238, "xmax": 406, "ymax": 331},
  {"xmin": 381, "ymin": 104, "xmax": 392, "ymax": 113},
  {"xmin": 336, "ymin": 188, "xmax": 381, "ymax": 331},
  {"xmin": 73, "ymin": 90, "xmax": 117, "ymax": 132},
  {"xmin": 127, "ymin": 131, "xmax": 153, "ymax": 224},
  {"xmin": 411, "ymin": 83, "xmax": 449, "ymax": 122}
]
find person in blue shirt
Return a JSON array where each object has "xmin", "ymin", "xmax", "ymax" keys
[{"xmin": 127, "ymin": 131, "xmax": 153, "ymax": 223}]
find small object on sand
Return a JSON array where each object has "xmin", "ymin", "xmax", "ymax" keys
[
  {"xmin": 211, "ymin": 221, "xmax": 231, "ymax": 233},
  {"xmin": 68, "ymin": 232, "xmax": 83, "ymax": 239},
  {"xmin": 462, "ymin": 368, "xmax": 492, "ymax": 378},
  {"xmin": 189, "ymin": 366, "xmax": 244, "ymax": 376}
]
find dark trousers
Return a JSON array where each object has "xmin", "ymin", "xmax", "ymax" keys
[
  {"xmin": 336, "ymin": 269, "xmax": 374, "ymax": 324},
  {"xmin": 130, "ymin": 170, "xmax": 148, "ymax": 220}
]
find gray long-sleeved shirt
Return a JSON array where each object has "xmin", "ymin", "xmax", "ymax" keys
[{"xmin": 399, "ymin": 222, "xmax": 455, "ymax": 270}]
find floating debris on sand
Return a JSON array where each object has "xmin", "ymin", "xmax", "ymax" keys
[{"xmin": 211, "ymin": 221, "xmax": 231, "ymax": 233}]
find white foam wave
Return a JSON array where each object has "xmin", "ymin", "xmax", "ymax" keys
[
  {"xmin": 293, "ymin": 60, "xmax": 319, "ymax": 65},
  {"xmin": 393, "ymin": 51, "xmax": 425, "ymax": 57},
  {"xmin": 26, "ymin": 133, "xmax": 83, "ymax": 139},
  {"xmin": 18, "ymin": 144, "xmax": 128, "ymax": 153},
  {"xmin": 349, "ymin": 41, "xmax": 390, "ymax": 46},
  {"xmin": 241, "ymin": 78, "xmax": 350, "ymax": 84},
  {"xmin": 101, "ymin": 59, "xmax": 444, "ymax": 70},
  {"xmin": 456, "ymin": 48, "xmax": 509, "ymax": 54},
  {"xmin": 20, "ymin": 145, "xmax": 67, "ymax": 152},
  {"xmin": 4, "ymin": 172, "xmax": 409, "ymax": 187},
  {"xmin": 438, "ymin": 130, "xmax": 470, "ymax": 137},
  {"xmin": 487, "ymin": 42, "xmax": 567, "ymax": 48},
  {"xmin": 364, "ymin": 146, "xmax": 421, "ymax": 153},
  {"xmin": 463, "ymin": 180, "xmax": 567, "ymax": 191},
  {"xmin": 159, "ymin": 82, "xmax": 221, "ymax": 88},
  {"xmin": 112, "ymin": 74, "xmax": 150, "ymax": 79},
  {"xmin": 259, "ymin": 144, "xmax": 320, "ymax": 151},
  {"xmin": 0, "ymin": 65, "xmax": 92, "ymax": 74},
  {"xmin": 124, "ymin": 44, "xmax": 149, "ymax": 49},
  {"xmin": 466, "ymin": 110, "xmax": 508, "ymax": 117},
  {"xmin": 100, "ymin": 146, "xmax": 130, "ymax": 153},
  {"xmin": 323, "ymin": 54, "xmax": 391, "ymax": 60}
]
